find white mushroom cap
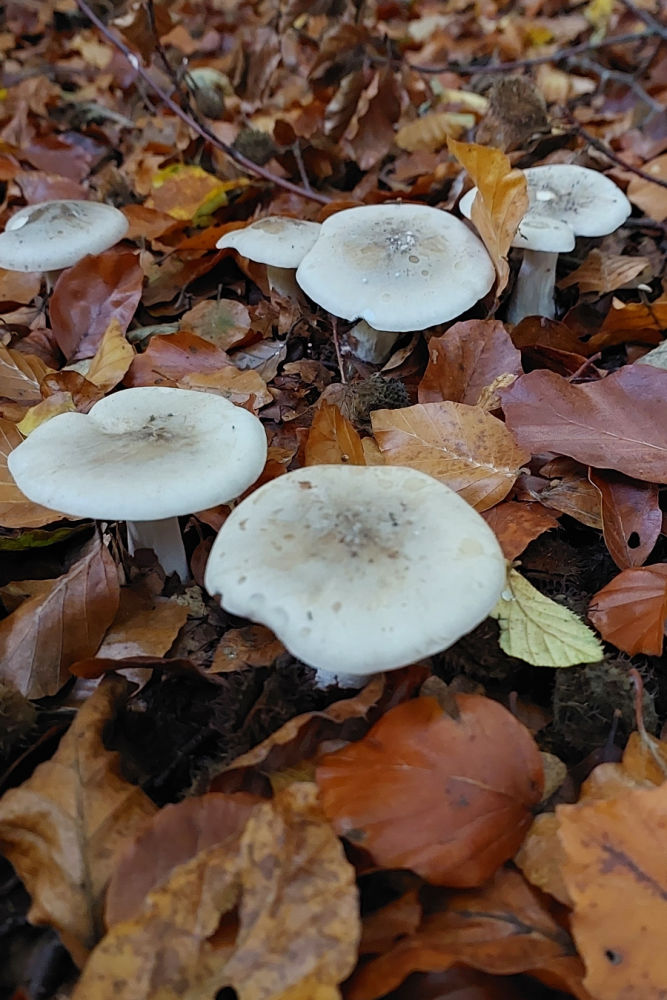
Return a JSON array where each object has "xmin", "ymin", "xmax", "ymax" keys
[
  {"xmin": 295, "ymin": 203, "xmax": 495, "ymax": 332},
  {"xmin": 216, "ymin": 216, "xmax": 322, "ymax": 268},
  {"xmin": 7, "ymin": 386, "xmax": 267, "ymax": 519},
  {"xmin": 460, "ymin": 164, "xmax": 631, "ymax": 252},
  {"xmin": 0, "ymin": 200, "xmax": 129, "ymax": 271},
  {"xmin": 204, "ymin": 465, "xmax": 506, "ymax": 677}
]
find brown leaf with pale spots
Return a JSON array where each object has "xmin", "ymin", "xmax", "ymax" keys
[
  {"xmin": 124, "ymin": 330, "xmax": 232, "ymax": 386},
  {"xmin": 211, "ymin": 624, "xmax": 285, "ymax": 673},
  {"xmin": 448, "ymin": 138, "xmax": 528, "ymax": 296},
  {"xmin": 0, "ymin": 418, "xmax": 64, "ymax": 528},
  {"xmin": 558, "ymin": 782, "xmax": 667, "ymax": 1000},
  {"xmin": 316, "ymin": 696, "xmax": 543, "ymax": 887},
  {"xmin": 0, "ymin": 533, "xmax": 120, "ymax": 696},
  {"xmin": 588, "ymin": 564, "xmax": 667, "ymax": 656},
  {"xmin": 589, "ymin": 469, "xmax": 661, "ymax": 569},
  {"xmin": 371, "ymin": 402, "xmax": 529, "ymax": 511},
  {"xmin": 86, "ymin": 318, "xmax": 135, "ymax": 392},
  {"xmin": 0, "ymin": 344, "xmax": 51, "ymax": 404},
  {"xmin": 0, "ymin": 675, "xmax": 158, "ymax": 967},
  {"xmin": 305, "ymin": 402, "xmax": 366, "ymax": 467},
  {"xmin": 72, "ymin": 783, "xmax": 359, "ymax": 1000},
  {"xmin": 418, "ymin": 320, "xmax": 522, "ymax": 406},
  {"xmin": 535, "ymin": 458, "xmax": 602, "ymax": 530},
  {"xmin": 482, "ymin": 501, "xmax": 559, "ymax": 560},
  {"xmin": 180, "ymin": 298, "xmax": 252, "ymax": 351},
  {"xmin": 92, "ymin": 588, "xmax": 189, "ymax": 661},
  {"xmin": 558, "ymin": 250, "xmax": 650, "ymax": 295}
]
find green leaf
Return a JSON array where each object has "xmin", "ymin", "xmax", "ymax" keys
[{"xmin": 490, "ymin": 568, "xmax": 604, "ymax": 667}]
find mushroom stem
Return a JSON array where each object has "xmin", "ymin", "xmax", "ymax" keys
[
  {"xmin": 312, "ymin": 667, "xmax": 375, "ymax": 689},
  {"xmin": 266, "ymin": 264, "xmax": 303, "ymax": 301},
  {"xmin": 507, "ymin": 249, "xmax": 559, "ymax": 325},
  {"xmin": 126, "ymin": 517, "xmax": 188, "ymax": 579}
]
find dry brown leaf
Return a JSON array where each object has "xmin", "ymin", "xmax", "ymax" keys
[
  {"xmin": 72, "ymin": 783, "xmax": 359, "ymax": 1000},
  {"xmin": 418, "ymin": 319, "xmax": 522, "ymax": 406},
  {"xmin": 396, "ymin": 110, "xmax": 476, "ymax": 152},
  {"xmin": 179, "ymin": 368, "xmax": 273, "ymax": 411},
  {"xmin": 482, "ymin": 500, "xmax": 559, "ymax": 560},
  {"xmin": 0, "ymin": 675, "xmax": 158, "ymax": 967},
  {"xmin": 558, "ymin": 250, "xmax": 650, "ymax": 295},
  {"xmin": 0, "ymin": 533, "xmax": 120, "ymax": 697},
  {"xmin": 85, "ymin": 317, "xmax": 135, "ymax": 392},
  {"xmin": 558, "ymin": 782, "xmax": 667, "ymax": 1000},
  {"xmin": 533, "ymin": 458, "xmax": 602, "ymax": 529},
  {"xmin": 179, "ymin": 299, "xmax": 252, "ymax": 351},
  {"xmin": 589, "ymin": 469, "xmax": 661, "ymax": 569},
  {"xmin": 17, "ymin": 391, "xmax": 77, "ymax": 434},
  {"xmin": 371, "ymin": 401, "xmax": 529, "ymax": 511},
  {"xmin": 448, "ymin": 138, "xmax": 528, "ymax": 296},
  {"xmin": 0, "ymin": 344, "xmax": 51, "ymax": 404},
  {"xmin": 124, "ymin": 330, "xmax": 232, "ymax": 384},
  {"xmin": 317, "ymin": 696, "xmax": 543, "ymax": 887},
  {"xmin": 0, "ymin": 268, "xmax": 41, "ymax": 304},
  {"xmin": 588, "ymin": 563, "xmax": 667, "ymax": 656},
  {"xmin": 0, "ymin": 417, "xmax": 64, "ymax": 528},
  {"xmin": 626, "ymin": 153, "xmax": 667, "ymax": 222},
  {"xmin": 514, "ymin": 812, "xmax": 571, "ymax": 906},
  {"xmin": 590, "ymin": 295, "xmax": 667, "ymax": 351},
  {"xmin": 305, "ymin": 402, "xmax": 366, "ymax": 467},
  {"xmin": 210, "ymin": 624, "xmax": 285, "ymax": 672},
  {"xmin": 93, "ymin": 587, "xmax": 189, "ymax": 660}
]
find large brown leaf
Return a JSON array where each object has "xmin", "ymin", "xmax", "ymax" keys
[
  {"xmin": 500, "ymin": 366, "xmax": 667, "ymax": 483},
  {"xmin": 589, "ymin": 469, "xmax": 661, "ymax": 568},
  {"xmin": 0, "ymin": 418, "xmax": 63, "ymax": 528},
  {"xmin": 0, "ymin": 533, "xmax": 120, "ymax": 696},
  {"xmin": 316, "ymin": 695, "xmax": 543, "ymax": 887},
  {"xmin": 0, "ymin": 676, "xmax": 157, "ymax": 967},
  {"xmin": 371, "ymin": 402, "xmax": 529, "ymax": 510},
  {"xmin": 305, "ymin": 401, "xmax": 366, "ymax": 466},
  {"xmin": 72, "ymin": 783, "xmax": 359, "ymax": 1000},
  {"xmin": 418, "ymin": 319, "xmax": 522, "ymax": 406},
  {"xmin": 0, "ymin": 344, "xmax": 51, "ymax": 404},
  {"xmin": 50, "ymin": 250, "xmax": 144, "ymax": 361},
  {"xmin": 588, "ymin": 564, "xmax": 667, "ymax": 656}
]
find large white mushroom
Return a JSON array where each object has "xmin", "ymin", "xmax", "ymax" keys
[
  {"xmin": 8, "ymin": 387, "xmax": 267, "ymax": 580},
  {"xmin": 0, "ymin": 199, "xmax": 129, "ymax": 274},
  {"xmin": 460, "ymin": 164, "xmax": 632, "ymax": 324},
  {"xmin": 216, "ymin": 215, "xmax": 321, "ymax": 299},
  {"xmin": 204, "ymin": 465, "xmax": 507, "ymax": 686},
  {"xmin": 295, "ymin": 203, "xmax": 495, "ymax": 333}
]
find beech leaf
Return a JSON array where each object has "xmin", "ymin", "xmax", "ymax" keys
[
  {"xmin": 85, "ymin": 317, "xmax": 135, "ymax": 391},
  {"xmin": 589, "ymin": 469, "xmax": 661, "ymax": 569},
  {"xmin": 490, "ymin": 567, "xmax": 604, "ymax": 667},
  {"xmin": 305, "ymin": 401, "xmax": 366, "ymax": 466},
  {"xmin": 418, "ymin": 319, "xmax": 522, "ymax": 406},
  {"xmin": 0, "ymin": 418, "xmax": 64, "ymax": 528},
  {"xmin": 588, "ymin": 564, "xmax": 667, "ymax": 656},
  {"xmin": 0, "ymin": 344, "xmax": 51, "ymax": 404}
]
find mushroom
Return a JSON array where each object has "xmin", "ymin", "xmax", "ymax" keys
[
  {"xmin": 0, "ymin": 200, "xmax": 129, "ymax": 279},
  {"xmin": 216, "ymin": 215, "xmax": 321, "ymax": 299},
  {"xmin": 295, "ymin": 203, "xmax": 495, "ymax": 332},
  {"xmin": 7, "ymin": 386, "xmax": 267, "ymax": 580},
  {"xmin": 459, "ymin": 164, "xmax": 632, "ymax": 324},
  {"xmin": 204, "ymin": 465, "xmax": 506, "ymax": 686}
]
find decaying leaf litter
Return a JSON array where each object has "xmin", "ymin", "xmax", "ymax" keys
[{"xmin": 0, "ymin": 0, "xmax": 665, "ymax": 995}]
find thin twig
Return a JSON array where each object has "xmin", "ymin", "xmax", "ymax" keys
[
  {"xmin": 560, "ymin": 108, "xmax": 667, "ymax": 189},
  {"xmin": 74, "ymin": 0, "xmax": 331, "ymax": 205},
  {"xmin": 618, "ymin": 0, "xmax": 667, "ymax": 41}
]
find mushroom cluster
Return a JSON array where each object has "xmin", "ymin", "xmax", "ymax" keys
[
  {"xmin": 460, "ymin": 164, "xmax": 632, "ymax": 323},
  {"xmin": 204, "ymin": 465, "xmax": 506, "ymax": 686},
  {"xmin": 0, "ymin": 199, "xmax": 129, "ymax": 276},
  {"xmin": 8, "ymin": 386, "xmax": 267, "ymax": 579}
]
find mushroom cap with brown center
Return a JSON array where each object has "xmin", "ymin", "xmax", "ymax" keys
[
  {"xmin": 0, "ymin": 200, "xmax": 129, "ymax": 271},
  {"xmin": 204, "ymin": 464, "xmax": 507, "ymax": 675}
]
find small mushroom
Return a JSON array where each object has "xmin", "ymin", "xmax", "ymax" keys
[
  {"xmin": 8, "ymin": 386, "xmax": 267, "ymax": 580},
  {"xmin": 216, "ymin": 215, "xmax": 321, "ymax": 298},
  {"xmin": 295, "ymin": 203, "xmax": 495, "ymax": 332},
  {"xmin": 460, "ymin": 164, "xmax": 632, "ymax": 324},
  {"xmin": 204, "ymin": 465, "xmax": 506, "ymax": 686},
  {"xmin": 0, "ymin": 200, "xmax": 129, "ymax": 279}
]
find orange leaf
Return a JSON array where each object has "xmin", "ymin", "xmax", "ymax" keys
[
  {"xmin": 371, "ymin": 401, "xmax": 529, "ymax": 510},
  {"xmin": 482, "ymin": 500, "xmax": 559, "ymax": 560},
  {"xmin": 305, "ymin": 402, "xmax": 366, "ymax": 466},
  {"xmin": 316, "ymin": 695, "xmax": 543, "ymax": 887},
  {"xmin": 418, "ymin": 319, "xmax": 522, "ymax": 406},
  {"xmin": 0, "ymin": 345, "xmax": 51, "ymax": 404},
  {"xmin": 589, "ymin": 469, "xmax": 661, "ymax": 569},
  {"xmin": 627, "ymin": 152, "xmax": 667, "ymax": 222},
  {"xmin": 86, "ymin": 317, "xmax": 135, "ymax": 392},
  {"xmin": 448, "ymin": 138, "xmax": 528, "ymax": 296},
  {"xmin": 588, "ymin": 563, "xmax": 667, "ymax": 655},
  {"xmin": 558, "ymin": 249, "xmax": 650, "ymax": 295}
]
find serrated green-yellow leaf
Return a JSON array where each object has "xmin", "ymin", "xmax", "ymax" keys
[{"xmin": 490, "ymin": 568, "xmax": 604, "ymax": 667}]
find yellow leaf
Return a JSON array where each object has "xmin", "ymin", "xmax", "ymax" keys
[
  {"xmin": 396, "ymin": 112, "xmax": 476, "ymax": 152},
  {"xmin": 585, "ymin": 0, "xmax": 614, "ymax": 31},
  {"xmin": 490, "ymin": 567, "xmax": 604, "ymax": 667},
  {"xmin": 17, "ymin": 393, "xmax": 76, "ymax": 435},
  {"xmin": 448, "ymin": 138, "xmax": 528, "ymax": 296},
  {"xmin": 0, "ymin": 418, "xmax": 63, "ymax": 528},
  {"xmin": 148, "ymin": 165, "xmax": 249, "ymax": 223},
  {"xmin": 86, "ymin": 318, "xmax": 135, "ymax": 391}
]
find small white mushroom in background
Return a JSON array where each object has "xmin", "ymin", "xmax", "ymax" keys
[
  {"xmin": 460, "ymin": 164, "xmax": 632, "ymax": 324},
  {"xmin": 216, "ymin": 215, "xmax": 321, "ymax": 299},
  {"xmin": 0, "ymin": 200, "xmax": 129, "ymax": 283},
  {"xmin": 204, "ymin": 465, "xmax": 506, "ymax": 687},
  {"xmin": 7, "ymin": 386, "xmax": 267, "ymax": 580},
  {"xmin": 295, "ymin": 203, "xmax": 495, "ymax": 333}
]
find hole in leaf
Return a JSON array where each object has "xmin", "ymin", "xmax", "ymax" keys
[
  {"xmin": 605, "ymin": 948, "xmax": 623, "ymax": 965},
  {"xmin": 627, "ymin": 532, "xmax": 640, "ymax": 549}
]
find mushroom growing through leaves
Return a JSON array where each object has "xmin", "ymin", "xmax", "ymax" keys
[
  {"xmin": 8, "ymin": 387, "xmax": 267, "ymax": 580},
  {"xmin": 295, "ymin": 203, "xmax": 495, "ymax": 332},
  {"xmin": 459, "ymin": 164, "xmax": 632, "ymax": 324},
  {"xmin": 0, "ymin": 199, "xmax": 129, "ymax": 277},
  {"xmin": 204, "ymin": 465, "xmax": 506, "ymax": 686},
  {"xmin": 216, "ymin": 215, "xmax": 321, "ymax": 299}
]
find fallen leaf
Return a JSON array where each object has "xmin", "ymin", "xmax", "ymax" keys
[
  {"xmin": 589, "ymin": 469, "xmax": 661, "ymax": 568},
  {"xmin": 124, "ymin": 330, "xmax": 232, "ymax": 386},
  {"xmin": 210, "ymin": 624, "xmax": 286, "ymax": 672},
  {"xmin": 371, "ymin": 402, "xmax": 529, "ymax": 510},
  {"xmin": 316, "ymin": 695, "xmax": 543, "ymax": 887},
  {"xmin": 0, "ymin": 533, "xmax": 120, "ymax": 697},
  {"xmin": 93, "ymin": 587, "xmax": 189, "ymax": 661},
  {"xmin": 500, "ymin": 366, "xmax": 667, "ymax": 483},
  {"xmin": 590, "ymin": 295, "xmax": 667, "ymax": 351},
  {"xmin": 85, "ymin": 317, "xmax": 135, "ymax": 391},
  {"xmin": 17, "ymin": 392, "xmax": 77, "ymax": 434},
  {"xmin": 558, "ymin": 250, "xmax": 650, "ymax": 294},
  {"xmin": 482, "ymin": 501, "xmax": 559, "ymax": 560},
  {"xmin": 490, "ymin": 567, "xmax": 604, "ymax": 667},
  {"xmin": 533, "ymin": 457, "xmax": 602, "ymax": 529},
  {"xmin": 179, "ymin": 299, "xmax": 252, "ymax": 351},
  {"xmin": 514, "ymin": 812, "xmax": 571, "ymax": 906},
  {"xmin": 305, "ymin": 402, "xmax": 366, "ymax": 466},
  {"xmin": 179, "ymin": 368, "xmax": 272, "ymax": 411},
  {"xmin": 0, "ymin": 418, "xmax": 64, "ymax": 528},
  {"xmin": 0, "ymin": 344, "xmax": 51, "ymax": 404},
  {"xmin": 232, "ymin": 339, "xmax": 287, "ymax": 382},
  {"xmin": 448, "ymin": 139, "xmax": 528, "ymax": 296},
  {"xmin": 72, "ymin": 783, "xmax": 359, "ymax": 1000},
  {"xmin": 396, "ymin": 110, "xmax": 476, "ymax": 151},
  {"xmin": 626, "ymin": 153, "xmax": 667, "ymax": 222},
  {"xmin": 588, "ymin": 563, "xmax": 667, "ymax": 656},
  {"xmin": 418, "ymin": 320, "xmax": 522, "ymax": 406},
  {"xmin": 0, "ymin": 675, "xmax": 158, "ymax": 966}
]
